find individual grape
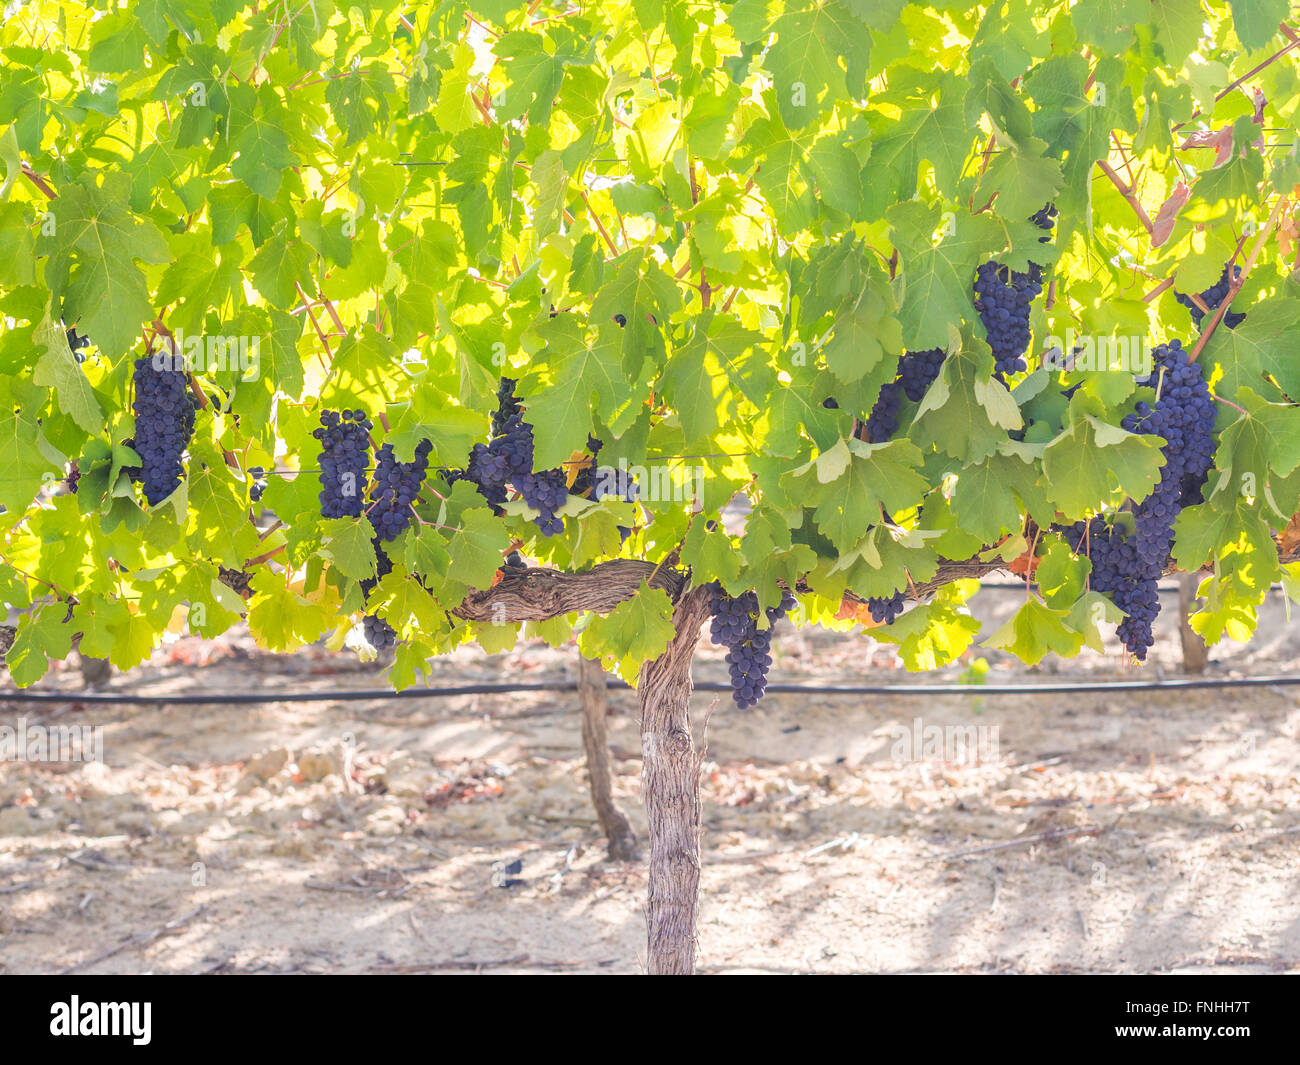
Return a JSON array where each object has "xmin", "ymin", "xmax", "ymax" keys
[
  {"xmin": 1176, "ymin": 264, "xmax": 1246, "ymax": 330},
  {"xmin": 313, "ymin": 408, "xmax": 372, "ymax": 518},
  {"xmin": 131, "ymin": 352, "xmax": 196, "ymax": 505},
  {"xmin": 362, "ymin": 614, "xmax": 396, "ymax": 650},
  {"xmin": 707, "ymin": 584, "xmax": 796, "ymax": 709},
  {"xmin": 368, "ymin": 440, "xmax": 432, "ymax": 541}
]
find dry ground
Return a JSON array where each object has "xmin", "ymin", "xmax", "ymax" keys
[{"xmin": 2, "ymin": 584, "xmax": 1299, "ymax": 974}]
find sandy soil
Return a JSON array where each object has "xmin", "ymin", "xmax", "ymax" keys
[{"xmin": 2, "ymin": 583, "xmax": 1299, "ymax": 974}]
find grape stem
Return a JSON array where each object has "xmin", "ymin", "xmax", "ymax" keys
[{"xmin": 1211, "ymin": 394, "xmax": 1249, "ymax": 416}]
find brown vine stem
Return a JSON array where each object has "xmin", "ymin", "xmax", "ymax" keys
[
  {"xmin": 1189, "ymin": 194, "xmax": 1289, "ymax": 363},
  {"xmin": 295, "ymin": 282, "xmax": 336, "ymax": 370},
  {"xmin": 1212, "ymin": 394, "xmax": 1249, "ymax": 416},
  {"xmin": 580, "ymin": 190, "xmax": 620, "ymax": 257},
  {"xmin": 1097, "ymin": 159, "xmax": 1154, "ymax": 235},
  {"xmin": 258, "ymin": 518, "xmax": 285, "ymax": 542},
  {"xmin": 22, "ymin": 166, "xmax": 56, "ymax": 200},
  {"xmin": 1142, "ymin": 276, "xmax": 1176, "ymax": 303},
  {"xmin": 245, "ymin": 544, "xmax": 286, "ymax": 568}
]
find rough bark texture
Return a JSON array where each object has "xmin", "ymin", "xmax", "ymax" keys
[
  {"xmin": 578, "ymin": 656, "xmax": 639, "ymax": 862},
  {"xmin": 453, "ymin": 559, "xmax": 687, "ymax": 624},
  {"xmin": 1178, "ymin": 572, "xmax": 1209, "ymax": 674},
  {"xmin": 638, "ymin": 585, "xmax": 713, "ymax": 975}
]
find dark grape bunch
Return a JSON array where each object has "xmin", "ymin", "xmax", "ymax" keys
[
  {"xmin": 516, "ymin": 468, "xmax": 568, "ymax": 536},
  {"xmin": 897, "ymin": 348, "xmax": 945, "ymax": 402},
  {"xmin": 1069, "ymin": 339, "xmax": 1216, "ymax": 659},
  {"xmin": 368, "ymin": 440, "xmax": 432, "ymax": 541},
  {"xmin": 65, "ymin": 462, "xmax": 80, "ymax": 495},
  {"xmin": 131, "ymin": 354, "xmax": 196, "ymax": 505},
  {"xmin": 867, "ymin": 590, "xmax": 906, "ymax": 625},
  {"xmin": 248, "ymin": 466, "xmax": 267, "ymax": 503},
  {"xmin": 1176, "ymin": 263, "xmax": 1246, "ymax": 330},
  {"xmin": 855, "ymin": 349, "xmax": 947, "ymax": 444},
  {"xmin": 313, "ymin": 409, "xmax": 372, "ymax": 518},
  {"xmin": 708, "ymin": 584, "xmax": 797, "ymax": 709},
  {"xmin": 362, "ymin": 614, "xmax": 396, "ymax": 650},
  {"xmin": 972, "ymin": 203, "xmax": 1055, "ymax": 376},
  {"xmin": 360, "ymin": 540, "xmax": 396, "ymax": 650},
  {"xmin": 1029, "ymin": 203, "xmax": 1058, "ymax": 236},
  {"xmin": 451, "ymin": 377, "xmax": 573, "ymax": 536},
  {"xmin": 973, "ymin": 261, "xmax": 1042, "ymax": 375},
  {"xmin": 491, "ymin": 376, "xmax": 523, "ymax": 436},
  {"xmin": 863, "ymin": 380, "xmax": 904, "ymax": 443}
]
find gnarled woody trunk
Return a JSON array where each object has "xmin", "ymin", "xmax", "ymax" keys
[
  {"xmin": 637, "ymin": 585, "xmax": 713, "ymax": 975},
  {"xmin": 578, "ymin": 655, "xmax": 639, "ymax": 862}
]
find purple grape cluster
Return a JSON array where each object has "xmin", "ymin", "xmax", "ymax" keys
[
  {"xmin": 1066, "ymin": 517, "xmax": 1160, "ymax": 658},
  {"xmin": 451, "ymin": 378, "xmax": 572, "ymax": 536},
  {"xmin": 867, "ymin": 590, "xmax": 906, "ymax": 625},
  {"xmin": 898, "ymin": 348, "xmax": 945, "ymax": 401},
  {"xmin": 131, "ymin": 354, "xmax": 196, "ymax": 505},
  {"xmin": 517, "ymin": 468, "xmax": 568, "ymax": 536},
  {"xmin": 708, "ymin": 584, "xmax": 796, "ymax": 708},
  {"xmin": 857, "ymin": 349, "xmax": 947, "ymax": 443},
  {"xmin": 368, "ymin": 440, "xmax": 432, "ymax": 541},
  {"xmin": 248, "ymin": 466, "xmax": 266, "ymax": 503},
  {"xmin": 863, "ymin": 381, "xmax": 904, "ymax": 442},
  {"xmin": 972, "ymin": 204, "xmax": 1055, "ymax": 376},
  {"xmin": 1030, "ymin": 203, "xmax": 1058, "ymax": 235},
  {"xmin": 313, "ymin": 409, "xmax": 372, "ymax": 518},
  {"xmin": 973, "ymin": 262, "xmax": 1042, "ymax": 375},
  {"xmin": 1069, "ymin": 340, "xmax": 1216, "ymax": 659},
  {"xmin": 492, "ymin": 376, "xmax": 523, "ymax": 435},
  {"xmin": 1176, "ymin": 264, "xmax": 1246, "ymax": 330},
  {"xmin": 362, "ymin": 614, "xmax": 396, "ymax": 650}
]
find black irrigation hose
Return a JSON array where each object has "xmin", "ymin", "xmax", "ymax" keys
[{"xmin": 5, "ymin": 674, "xmax": 1300, "ymax": 705}]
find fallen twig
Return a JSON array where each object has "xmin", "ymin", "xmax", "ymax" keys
[
  {"xmin": 938, "ymin": 824, "xmax": 1103, "ymax": 862},
  {"xmin": 60, "ymin": 904, "xmax": 207, "ymax": 974}
]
